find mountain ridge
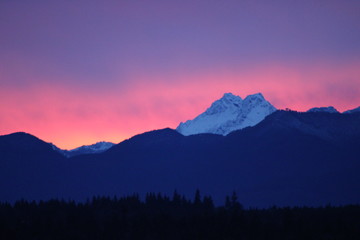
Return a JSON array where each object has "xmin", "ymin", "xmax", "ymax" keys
[
  {"xmin": 176, "ymin": 92, "xmax": 277, "ymax": 136},
  {"xmin": 54, "ymin": 141, "xmax": 116, "ymax": 157},
  {"xmin": 307, "ymin": 106, "xmax": 339, "ymax": 113},
  {"xmin": 1, "ymin": 110, "xmax": 360, "ymax": 207}
]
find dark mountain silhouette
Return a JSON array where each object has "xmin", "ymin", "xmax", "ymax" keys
[
  {"xmin": 0, "ymin": 132, "xmax": 67, "ymax": 201},
  {"xmin": 1, "ymin": 111, "xmax": 360, "ymax": 207}
]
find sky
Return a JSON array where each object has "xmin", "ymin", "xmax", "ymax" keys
[{"xmin": 1, "ymin": 0, "xmax": 360, "ymax": 149}]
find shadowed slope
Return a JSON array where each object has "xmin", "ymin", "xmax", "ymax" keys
[{"xmin": 1, "ymin": 112, "xmax": 360, "ymax": 207}]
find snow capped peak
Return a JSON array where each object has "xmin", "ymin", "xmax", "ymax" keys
[
  {"xmin": 307, "ymin": 106, "xmax": 339, "ymax": 113},
  {"xmin": 243, "ymin": 93, "xmax": 268, "ymax": 108},
  {"xmin": 52, "ymin": 141, "xmax": 115, "ymax": 158},
  {"xmin": 69, "ymin": 141, "xmax": 115, "ymax": 153},
  {"xmin": 222, "ymin": 92, "xmax": 241, "ymax": 100},
  {"xmin": 176, "ymin": 92, "xmax": 276, "ymax": 136},
  {"xmin": 343, "ymin": 106, "xmax": 360, "ymax": 114},
  {"xmin": 205, "ymin": 93, "xmax": 243, "ymax": 115},
  {"xmin": 245, "ymin": 92, "xmax": 265, "ymax": 100}
]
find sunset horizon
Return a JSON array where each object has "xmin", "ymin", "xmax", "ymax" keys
[
  {"xmin": 1, "ymin": 2, "xmax": 360, "ymax": 237},
  {"xmin": 1, "ymin": 0, "xmax": 359, "ymax": 148},
  {"xmin": 1, "ymin": 88, "xmax": 359, "ymax": 149}
]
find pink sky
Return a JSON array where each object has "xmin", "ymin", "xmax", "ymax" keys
[
  {"xmin": 1, "ymin": 0, "xmax": 359, "ymax": 149},
  {"xmin": 1, "ymin": 61, "xmax": 359, "ymax": 149}
]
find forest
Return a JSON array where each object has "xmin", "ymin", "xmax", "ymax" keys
[{"xmin": 0, "ymin": 191, "xmax": 359, "ymax": 240}]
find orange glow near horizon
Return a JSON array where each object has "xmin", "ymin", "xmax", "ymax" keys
[{"xmin": 1, "ymin": 62, "xmax": 359, "ymax": 149}]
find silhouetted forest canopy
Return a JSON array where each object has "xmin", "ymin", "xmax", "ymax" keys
[{"xmin": 0, "ymin": 191, "xmax": 359, "ymax": 240}]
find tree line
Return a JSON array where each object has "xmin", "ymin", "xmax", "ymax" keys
[{"xmin": 0, "ymin": 190, "xmax": 359, "ymax": 240}]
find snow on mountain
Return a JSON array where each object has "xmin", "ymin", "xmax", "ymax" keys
[
  {"xmin": 50, "ymin": 143, "xmax": 70, "ymax": 157},
  {"xmin": 343, "ymin": 106, "xmax": 360, "ymax": 114},
  {"xmin": 70, "ymin": 141, "xmax": 115, "ymax": 153},
  {"xmin": 52, "ymin": 141, "xmax": 115, "ymax": 158},
  {"xmin": 307, "ymin": 106, "xmax": 339, "ymax": 113},
  {"xmin": 176, "ymin": 92, "xmax": 277, "ymax": 136}
]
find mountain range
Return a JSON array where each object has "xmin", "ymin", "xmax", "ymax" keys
[
  {"xmin": 51, "ymin": 93, "xmax": 359, "ymax": 151},
  {"xmin": 1, "ymin": 93, "xmax": 360, "ymax": 207}
]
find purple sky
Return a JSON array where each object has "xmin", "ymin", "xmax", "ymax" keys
[{"xmin": 1, "ymin": 0, "xmax": 360, "ymax": 148}]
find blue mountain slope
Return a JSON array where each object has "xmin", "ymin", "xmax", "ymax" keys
[
  {"xmin": 0, "ymin": 132, "xmax": 67, "ymax": 201},
  {"xmin": 1, "ymin": 111, "xmax": 360, "ymax": 207}
]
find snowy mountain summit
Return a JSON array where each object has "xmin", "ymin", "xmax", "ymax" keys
[
  {"xmin": 343, "ymin": 106, "xmax": 360, "ymax": 114},
  {"xmin": 69, "ymin": 141, "xmax": 115, "ymax": 154},
  {"xmin": 176, "ymin": 92, "xmax": 277, "ymax": 136},
  {"xmin": 53, "ymin": 141, "xmax": 115, "ymax": 158},
  {"xmin": 307, "ymin": 106, "xmax": 339, "ymax": 113}
]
